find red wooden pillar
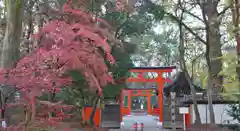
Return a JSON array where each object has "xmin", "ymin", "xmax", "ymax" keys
[
  {"xmin": 185, "ymin": 107, "xmax": 191, "ymax": 126},
  {"xmin": 127, "ymin": 90, "xmax": 132, "ymax": 114},
  {"xmin": 157, "ymin": 71, "xmax": 164, "ymax": 122},
  {"xmin": 147, "ymin": 90, "xmax": 151, "ymax": 114},
  {"xmin": 120, "ymin": 88, "xmax": 123, "ymax": 121}
]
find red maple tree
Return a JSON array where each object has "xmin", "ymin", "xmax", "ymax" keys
[{"xmin": 0, "ymin": 0, "xmax": 121, "ymax": 130}]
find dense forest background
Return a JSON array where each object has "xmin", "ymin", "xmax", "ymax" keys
[{"xmin": 0, "ymin": 0, "xmax": 239, "ymax": 130}]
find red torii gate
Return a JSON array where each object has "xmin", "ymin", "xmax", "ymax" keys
[
  {"xmin": 120, "ymin": 66, "xmax": 176, "ymax": 122},
  {"xmin": 121, "ymin": 88, "xmax": 156, "ymax": 115}
]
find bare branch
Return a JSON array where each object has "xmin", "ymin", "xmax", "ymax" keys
[
  {"xmin": 165, "ymin": 12, "xmax": 207, "ymax": 45},
  {"xmin": 218, "ymin": 5, "xmax": 230, "ymax": 16},
  {"xmin": 181, "ymin": 8, "xmax": 204, "ymax": 22}
]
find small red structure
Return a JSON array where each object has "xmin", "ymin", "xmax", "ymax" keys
[
  {"xmin": 82, "ymin": 66, "xmax": 191, "ymax": 127},
  {"xmin": 120, "ymin": 66, "xmax": 176, "ymax": 122},
  {"xmin": 120, "ymin": 88, "xmax": 157, "ymax": 117}
]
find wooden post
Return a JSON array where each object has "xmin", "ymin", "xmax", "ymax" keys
[
  {"xmin": 170, "ymin": 92, "xmax": 176, "ymax": 131},
  {"xmin": 157, "ymin": 72, "xmax": 164, "ymax": 122},
  {"xmin": 185, "ymin": 107, "xmax": 191, "ymax": 126},
  {"xmin": 120, "ymin": 89, "xmax": 123, "ymax": 121},
  {"xmin": 127, "ymin": 90, "xmax": 132, "ymax": 113},
  {"xmin": 147, "ymin": 91, "xmax": 151, "ymax": 114}
]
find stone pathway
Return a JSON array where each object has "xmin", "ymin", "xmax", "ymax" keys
[
  {"xmin": 57, "ymin": 127, "xmax": 172, "ymax": 131},
  {"xmin": 108, "ymin": 127, "xmax": 172, "ymax": 131}
]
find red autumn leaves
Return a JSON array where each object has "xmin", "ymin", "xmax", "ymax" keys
[{"xmin": 0, "ymin": 0, "xmax": 116, "ymax": 97}]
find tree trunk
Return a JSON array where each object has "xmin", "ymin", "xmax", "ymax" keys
[
  {"xmin": 201, "ymin": 0, "xmax": 223, "ymax": 124},
  {"xmin": 206, "ymin": 75, "xmax": 215, "ymax": 124},
  {"xmin": 1, "ymin": 0, "xmax": 24, "ymax": 67},
  {"xmin": 21, "ymin": 7, "xmax": 33, "ymax": 56},
  {"xmin": 230, "ymin": 0, "xmax": 240, "ymax": 100},
  {"xmin": 0, "ymin": 0, "xmax": 24, "ymax": 125},
  {"xmin": 178, "ymin": 11, "xmax": 201, "ymax": 124}
]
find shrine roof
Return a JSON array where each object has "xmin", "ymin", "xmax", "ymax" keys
[{"xmin": 163, "ymin": 72, "xmax": 206, "ymax": 97}]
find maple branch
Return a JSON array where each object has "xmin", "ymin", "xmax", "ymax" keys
[
  {"xmin": 56, "ymin": 59, "xmax": 68, "ymax": 69},
  {"xmin": 38, "ymin": 100, "xmax": 63, "ymax": 106},
  {"xmin": 6, "ymin": 87, "xmax": 22, "ymax": 99},
  {"xmin": 49, "ymin": 86, "xmax": 57, "ymax": 101},
  {"xmin": 0, "ymin": 86, "xmax": 23, "ymax": 103},
  {"xmin": 165, "ymin": 12, "xmax": 207, "ymax": 45}
]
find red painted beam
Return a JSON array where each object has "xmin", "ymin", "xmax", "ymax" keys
[
  {"xmin": 130, "ymin": 66, "xmax": 176, "ymax": 70},
  {"xmin": 127, "ymin": 78, "xmax": 158, "ymax": 83}
]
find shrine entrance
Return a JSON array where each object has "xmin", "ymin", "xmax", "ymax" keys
[
  {"xmin": 120, "ymin": 66, "xmax": 176, "ymax": 122},
  {"xmin": 131, "ymin": 96, "xmax": 147, "ymax": 110}
]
